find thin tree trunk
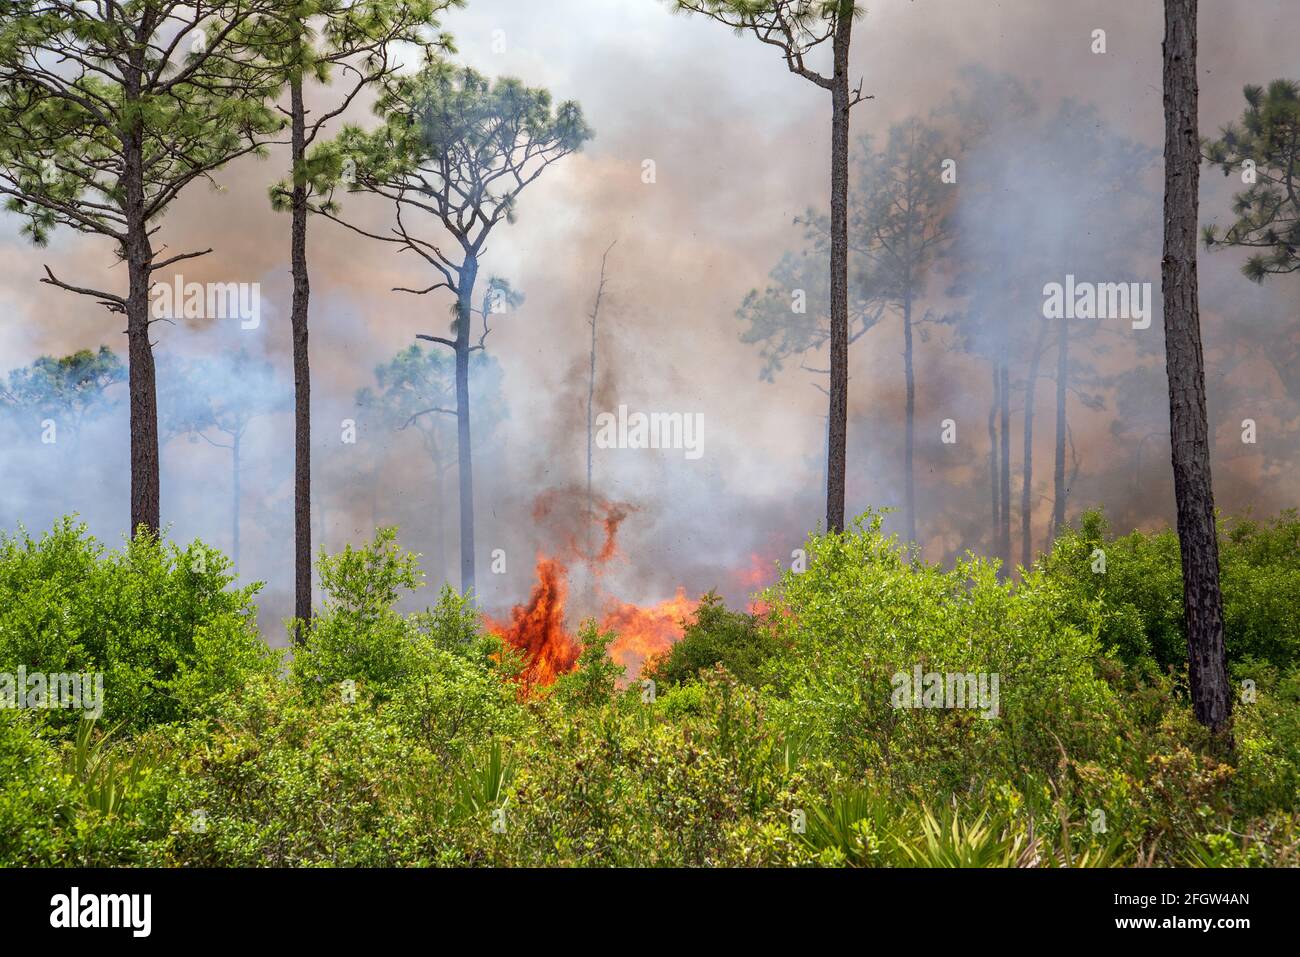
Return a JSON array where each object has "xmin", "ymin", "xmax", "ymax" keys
[
  {"xmin": 290, "ymin": 72, "xmax": 312, "ymax": 643},
  {"xmin": 1052, "ymin": 316, "xmax": 1069, "ymax": 537},
  {"xmin": 232, "ymin": 431, "xmax": 241, "ymax": 572},
  {"xmin": 126, "ymin": 247, "xmax": 159, "ymax": 538},
  {"xmin": 825, "ymin": 16, "xmax": 853, "ymax": 534},
  {"xmin": 455, "ymin": 259, "xmax": 478, "ymax": 597},
  {"xmin": 433, "ymin": 454, "xmax": 447, "ymax": 585},
  {"xmin": 1162, "ymin": 0, "xmax": 1231, "ymax": 737},
  {"xmin": 998, "ymin": 358, "xmax": 1011, "ymax": 571},
  {"xmin": 1021, "ymin": 323, "xmax": 1048, "ymax": 568},
  {"xmin": 587, "ymin": 241, "xmax": 613, "ymax": 563},
  {"xmin": 902, "ymin": 281, "xmax": 916, "ymax": 543},
  {"xmin": 587, "ymin": 293, "xmax": 596, "ymax": 563},
  {"xmin": 989, "ymin": 361, "xmax": 999, "ymax": 545}
]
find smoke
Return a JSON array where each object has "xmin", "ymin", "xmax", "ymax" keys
[{"xmin": 2, "ymin": 0, "xmax": 1298, "ymax": 648}]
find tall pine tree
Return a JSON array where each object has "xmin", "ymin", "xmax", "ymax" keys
[{"xmin": 0, "ymin": 1, "xmax": 284, "ymax": 536}]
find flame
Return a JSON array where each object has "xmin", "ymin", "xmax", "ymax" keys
[
  {"xmin": 530, "ymin": 487, "xmax": 636, "ymax": 570},
  {"xmin": 604, "ymin": 588, "xmax": 698, "ymax": 680},
  {"xmin": 484, "ymin": 490, "xmax": 709, "ymax": 690},
  {"xmin": 485, "ymin": 555, "xmax": 697, "ymax": 689},
  {"xmin": 732, "ymin": 550, "xmax": 779, "ymax": 614},
  {"xmin": 483, "ymin": 556, "xmax": 580, "ymax": 689},
  {"xmin": 735, "ymin": 552, "xmax": 769, "ymax": 590}
]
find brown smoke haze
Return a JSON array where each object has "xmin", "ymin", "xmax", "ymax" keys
[{"xmin": 2, "ymin": 0, "xmax": 1298, "ymax": 644}]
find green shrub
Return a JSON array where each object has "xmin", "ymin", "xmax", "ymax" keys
[
  {"xmin": 798, "ymin": 785, "xmax": 895, "ymax": 866},
  {"xmin": 758, "ymin": 512, "xmax": 1117, "ymax": 795},
  {"xmin": 0, "ymin": 713, "xmax": 76, "ymax": 864},
  {"xmin": 380, "ymin": 647, "xmax": 524, "ymax": 761},
  {"xmin": 1043, "ymin": 509, "xmax": 1300, "ymax": 673},
  {"xmin": 0, "ymin": 518, "xmax": 277, "ymax": 734},
  {"xmin": 1221, "ymin": 513, "xmax": 1300, "ymax": 668},
  {"xmin": 290, "ymin": 527, "xmax": 426, "ymax": 697},
  {"xmin": 644, "ymin": 592, "xmax": 775, "ymax": 688},
  {"xmin": 290, "ymin": 530, "xmax": 525, "ymax": 757},
  {"xmin": 554, "ymin": 620, "xmax": 624, "ymax": 708},
  {"xmin": 293, "ymin": 529, "xmax": 512, "ymax": 687},
  {"xmin": 0, "ymin": 712, "xmax": 168, "ymax": 866},
  {"xmin": 1232, "ymin": 668, "xmax": 1300, "ymax": 816},
  {"xmin": 4, "ymin": 510, "xmax": 1297, "ymax": 868},
  {"xmin": 145, "ymin": 676, "xmax": 445, "ymax": 867}
]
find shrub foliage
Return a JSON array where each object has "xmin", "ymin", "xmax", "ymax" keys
[{"xmin": 1, "ymin": 513, "xmax": 1296, "ymax": 867}]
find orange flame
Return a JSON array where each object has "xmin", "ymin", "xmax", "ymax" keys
[
  {"xmin": 485, "ymin": 555, "xmax": 698, "ymax": 689},
  {"xmin": 732, "ymin": 550, "xmax": 779, "ymax": 614},
  {"xmin": 483, "ymin": 556, "xmax": 580, "ymax": 689},
  {"xmin": 485, "ymin": 491, "xmax": 704, "ymax": 690},
  {"xmin": 735, "ymin": 552, "xmax": 769, "ymax": 590},
  {"xmin": 604, "ymin": 588, "xmax": 698, "ymax": 680}
]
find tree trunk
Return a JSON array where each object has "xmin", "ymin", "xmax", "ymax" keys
[
  {"xmin": 1021, "ymin": 323, "xmax": 1048, "ymax": 568},
  {"xmin": 586, "ymin": 291, "xmax": 595, "ymax": 562},
  {"xmin": 998, "ymin": 358, "xmax": 1011, "ymax": 571},
  {"xmin": 1162, "ymin": 0, "xmax": 1231, "ymax": 736},
  {"xmin": 232, "ymin": 431, "xmax": 241, "ymax": 572},
  {"xmin": 587, "ymin": 246, "xmax": 612, "ymax": 563},
  {"xmin": 455, "ymin": 259, "xmax": 478, "ymax": 597},
  {"xmin": 290, "ymin": 73, "xmax": 313, "ymax": 643},
  {"xmin": 124, "ymin": 128, "xmax": 159, "ymax": 538},
  {"xmin": 433, "ymin": 454, "xmax": 447, "ymax": 585},
  {"xmin": 825, "ymin": 15, "xmax": 853, "ymax": 534},
  {"xmin": 902, "ymin": 281, "xmax": 916, "ymax": 543},
  {"xmin": 989, "ymin": 361, "xmax": 999, "ymax": 546},
  {"xmin": 1052, "ymin": 316, "xmax": 1069, "ymax": 537}
]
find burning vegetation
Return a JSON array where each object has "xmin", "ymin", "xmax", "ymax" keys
[{"xmin": 484, "ymin": 490, "xmax": 702, "ymax": 688}]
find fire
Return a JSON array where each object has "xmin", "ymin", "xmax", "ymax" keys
[
  {"xmin": 486, "ymin": 489, "xmax": 733, "ymax": 690},
  {"xmin": 604, "ymin": 588, "xmax": 698, "ymax": 680},
  {"xmin": 530, "ymin": 487, "xmax": 636, "ymax": 570},
  {"xmin": 485, "ymin": 555, "xmax": 697, "ymax": 689},
  {"xmin": 731, "ymin": 550, "xmax": 779, "ymax": 614},
  {"xmin": 735, "ymin": 552, "xmax": 769, "ymax": 590},
  {"xmin": 483, "ymin": 557, "xmax": 580, "ymax": 688}
]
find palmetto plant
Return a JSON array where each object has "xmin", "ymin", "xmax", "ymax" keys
[
  {"xmin": 799, "ymin": 786, "xmax": 895, "ymax": 866},
  {"xmin": 451, "ymin": 739, "xmax": 513, "ymax": 824},
  {"xmin": 893, "ymin": 803, "xmax": 1027, "ymax": 868},
  {"xmin": 799, "ymin": 787, "xmax": 1125, "ymax": 868},
  {"xmin": 64, "ymin": 718, "xmax": 153, "ymax": 819}
]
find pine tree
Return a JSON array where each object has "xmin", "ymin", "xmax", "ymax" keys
[
  {"xmin": 356, "ymin": 343, "xmax": 506, "ymax": 587},
  {"xmin": 852, "ymin": 119, "xmax": 952, "ymax": 544},
  {"xmin": 0, "ymin": 348, "xmax": 125, "ymax": 436},
  {"xmin": 264, "ymin": 0, "xmax": 459, "ymax": 642},
  {"xmin": 317, "ymin": 64, "xmax": 590, "ymax": 597},
  {"xmin": 674, "ymin": 0, "xmax": 868, "ymax": 533},
  {"xmin": 1203, "ymin": 79, "xmax": 1300, "ymax": 280},
  {"xmin": 1162, "ymin": 0, "xmax": 1232, "ymax": 737},
  {"xmin": 158, "ymin": 350, "xmax": 286, "ymax": 573},
  {"xmin": 0, "ymin": 1, "xmax": 284, "ymax": 536}
]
